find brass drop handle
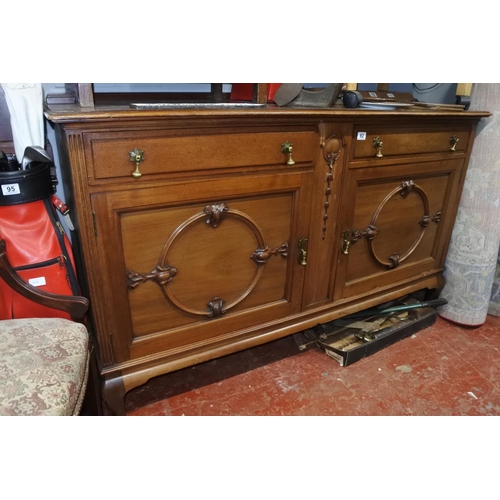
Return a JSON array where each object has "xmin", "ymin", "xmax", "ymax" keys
[
  {"xmin": 129, "ymin": 148, "xmax": 145, "ymax": 178},
  {"xmin": 298, "ymin": 237, "xmax": 307, "ymax": 265},
  {"xmin": 281, "ymin": 141, "xmax": 296, "ymax": 166},
  {"xmin": 373, "ymin": 137, "xmax": 383, "ymax": 158},
  {"xmin": 450, "ymin": 135, "xmax": 459, "ymax": 151}
]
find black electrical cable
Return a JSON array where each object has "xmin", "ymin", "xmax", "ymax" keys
[{"xmin": 412, "ymin": 83, "xmax": 443, "ymax": 93}]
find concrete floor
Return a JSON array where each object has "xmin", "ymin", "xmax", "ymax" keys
[{"xmin": 125, "ymin": 314, "xmax": 500, "ymax": 416}]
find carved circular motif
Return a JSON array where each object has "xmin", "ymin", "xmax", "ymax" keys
[
  {"xmin": 367, "ymin": 182, "xmax": 430, "ymax": 269},
  {"xmin": 157, "ymin": 207, "xmax": 266, "ymax": 317}
]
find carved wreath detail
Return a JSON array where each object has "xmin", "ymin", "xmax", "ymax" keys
[
  {"xmin": 126, "ymin": 202, "xmax": 289, "ymax": 319},
  {"xmin": 349, "ymin": 181, "xmax": 442, "ymax": 270}
]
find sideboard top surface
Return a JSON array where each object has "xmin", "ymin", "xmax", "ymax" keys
[{"xmin": 44, "ymin": 104, "xmax": 491, "ymax": 125}]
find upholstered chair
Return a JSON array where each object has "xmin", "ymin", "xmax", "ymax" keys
[{"xmin": 0, "ymin": 239, "xmax": 90, "ymax": 416}]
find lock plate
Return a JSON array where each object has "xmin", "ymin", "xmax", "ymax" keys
[{"xmin": 298, "ymin": 237, "xmax": 308, "ymax": 265}]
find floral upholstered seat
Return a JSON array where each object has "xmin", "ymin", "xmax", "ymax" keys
[
  {"xmin": 0, "ymin": 238, "xmax": 91, "ymax": 416},
  {"xmin": 0, "ymin": 318, "xmax": 89, "ymax": 416}
]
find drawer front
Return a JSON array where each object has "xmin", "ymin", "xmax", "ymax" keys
[
  {"xmin": 351, "ymin": 126, "xmax": 470, "ymax": 162},
  {"xmin": 85, "ymin": 130, "xmax": 319, "ymax": 180}
]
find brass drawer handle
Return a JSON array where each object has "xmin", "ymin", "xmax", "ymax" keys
[
  {"xmin": 129, "ymin": 148, "xmax": 144, "ymax": 178},
  {"xmin": 450, "ymin": 135, "xmax": 459, "ymax": 151},
  {"xmin": 373, "ymin": 137, "xmax": 383, "ymax": 158},
  {"xmin": 281, "ymin": 141, "xmax": 295, "ymax": 165}
]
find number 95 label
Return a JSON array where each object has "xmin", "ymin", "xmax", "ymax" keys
[{"xmin": 1, "ymin": 183, "xmax": 21, "ymax": 196}]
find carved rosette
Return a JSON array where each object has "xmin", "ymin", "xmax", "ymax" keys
[
  {"xmin": 126, "ymin": 203, "xmax": 289, "ymax": 319},
  {"xmin": 349, "ymin": 180, "xmax": 441, "ymax": 269},
  {"xmin": 351, "ymin": 224, "xmax": 379, "ymax": 243},
  {"xmin": 207, "ymin": 297, "xmax": 225, "ymax": 318},
  {"xmin": 126, "ymin": 265, "xmax": 178, "ymax": 290},
  {"xmin": 420, "ymin": 211, "xmax": 442, "ymax": 228},
  {"xmin": 204, "ymin": 203, "xmax": 229, "ymax": 228},
  {"xmin": 400, "ymin": 180, "xmax": 415, "ymax": 198},
  {"xmin": 250, "ymin": 243, "xmax": 289, "ymax": 264},
  {"xmin": 388, "ymin": 253, "xmax": 400, "ymax": 269}
]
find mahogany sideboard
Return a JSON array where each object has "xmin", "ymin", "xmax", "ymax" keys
[{"xmin": 45, "ymin": 104, "xmax": 489, "ymax": 415}]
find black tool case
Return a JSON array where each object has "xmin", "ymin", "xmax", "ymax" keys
[{"xmin": 312, "ymin": 302, "xmax": 438, "ymax": 367}]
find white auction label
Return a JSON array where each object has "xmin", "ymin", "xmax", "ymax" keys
[
  {"xmin": 357, "ymin": 132, "xmax": 367, "ymax": 140},
  {"xmin": 1, "ymin": 183, "xmax": 21, "ymax": 196},
  {"xmin": 28, "ymin": 277, "xmax": 46, "ymax": 287}
]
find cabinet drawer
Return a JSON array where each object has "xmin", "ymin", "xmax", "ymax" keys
[
  {"xmin": 351, "ymin": 126, "xmax": 470, "ymax": 163},
  {"xmin": 85, "ymin": 130, "xmax": 319, "ymax": 181}
]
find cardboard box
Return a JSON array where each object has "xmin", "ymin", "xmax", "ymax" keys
[{"xmin": 313, "ymin": 305, "xmax": 437, "ymax": 367}]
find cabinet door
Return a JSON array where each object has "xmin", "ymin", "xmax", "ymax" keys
[
  {"xmin": 90, "ymin": 170, "xmax": 312, "ymax": 364},
  {"xmin": 335, "ymin": 159, "xmax": 464, "ymax": 300}
]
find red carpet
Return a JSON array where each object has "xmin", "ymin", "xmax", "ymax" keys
[{"xmin": 126, "ymin": 315, "xmax": 500, "ymax": 416}]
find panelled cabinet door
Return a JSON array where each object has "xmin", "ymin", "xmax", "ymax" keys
[
  {"xmin": 90, "ymin": 170, "xmax": 312, "ymax": 364},
  {"xmin": 335, "ymin": 159, "xmax": 464, "ymax": 300}
]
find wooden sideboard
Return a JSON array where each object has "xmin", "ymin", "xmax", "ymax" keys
[{"xmin": 45, "ymin": 104, "xmax": 489, "ymax": 415}]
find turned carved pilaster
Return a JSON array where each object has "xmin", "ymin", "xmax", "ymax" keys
[{"xmin": 322, "ymin": 134, "xmax": 343, "ymax": 239}]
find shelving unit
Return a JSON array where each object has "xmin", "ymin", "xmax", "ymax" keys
[{"xmin": 45, "ymin": 83, "xmax": 271, "ymax": 107}]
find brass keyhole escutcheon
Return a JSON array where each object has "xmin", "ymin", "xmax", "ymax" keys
[
  {"xmin": 129, "ymin": 148, "xmax": 145, "ymax": 178},
  {"xmin": 298, "ymin": 237, "xmax": 307, "ymax": 265},
  {"xmin": 281, "ymin": 141, "xmax": 295, "ymax": 166},
  {"xmin": 342, "ymin": 230, "xmax": 351, "ymax": 255},
  {"xmin": 373, "ymin": 137, "xmax": 383, "ymax": 158},
  {"xmin": 450, "ymin": 135, "xmax": 459, "ymax": 151}
]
